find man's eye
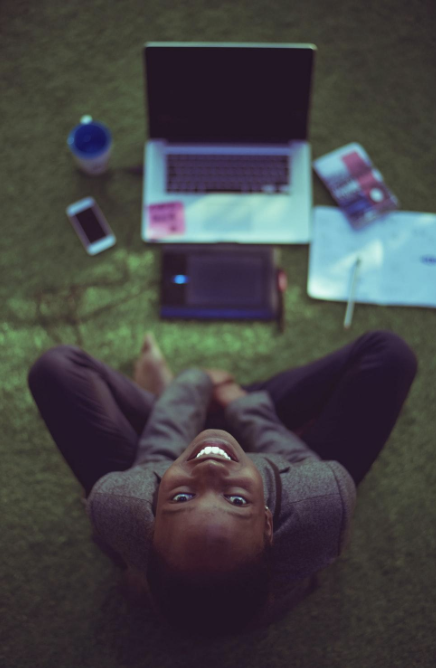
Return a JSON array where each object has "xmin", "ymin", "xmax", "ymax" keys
[
  {"xmin": 172, "ymin": 493, "xmax": 192, "ymax": 503},
  {"xmin": 171, "ymin": 493, "xmax": 248, "ymax": 506}
]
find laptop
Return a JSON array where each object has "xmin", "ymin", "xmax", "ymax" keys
[{"xmin": 141, "ymin": 42, "xmax": 317, "ymax": 245}]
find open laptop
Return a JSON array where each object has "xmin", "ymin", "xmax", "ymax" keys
[{"xmin": 141, "ymin": 42, "xmax": 317, "ymax": 244}]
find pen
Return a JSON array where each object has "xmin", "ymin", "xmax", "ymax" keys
[{"xmin": 343, "ymin": 257, "xmax": 361, "ymax": 329}]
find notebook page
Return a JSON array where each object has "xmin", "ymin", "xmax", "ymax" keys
[{"xmin": 308, "ymin": 207, "xmax": 436, "ymax": 307}]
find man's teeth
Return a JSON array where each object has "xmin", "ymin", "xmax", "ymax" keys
[{"xmin": 195, "ymin": 446, "xmax": 232, "ymax": 460}]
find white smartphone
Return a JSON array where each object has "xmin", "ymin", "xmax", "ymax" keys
[{"xmin": 66, "ymin": 197, "xmax": 116, "ymax": 255}]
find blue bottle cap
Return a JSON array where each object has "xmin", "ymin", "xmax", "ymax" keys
[{"xmin": 67, "ymin": 118, "xmax": 112, "ymax": 158}]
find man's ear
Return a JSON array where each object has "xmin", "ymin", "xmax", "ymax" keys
[{"xmin": 264, "ymin": 507, "xmax": 274, "ymax": 546}]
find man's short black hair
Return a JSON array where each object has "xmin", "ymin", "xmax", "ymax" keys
[{"xmin": 145, "ymin": 534, "xmax": 273, "ymax": 639}]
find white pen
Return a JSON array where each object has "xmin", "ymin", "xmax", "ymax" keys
[{"xmin": 343, "ymin": 256, "xmax": 362, "ymax": 329}]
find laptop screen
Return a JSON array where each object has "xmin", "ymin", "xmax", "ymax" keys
[{"xmin": 145, "ymin": 43, "xmax": 316, "ymax": 144}]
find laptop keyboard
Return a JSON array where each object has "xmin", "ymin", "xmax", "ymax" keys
[{"xmin": 166, "ymin": 154, "xmax": 291, "ymax": 194}]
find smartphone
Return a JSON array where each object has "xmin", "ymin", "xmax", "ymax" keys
[{"xmin": 66, "ymin": 197, "xmax": 116, "ymax": 255}]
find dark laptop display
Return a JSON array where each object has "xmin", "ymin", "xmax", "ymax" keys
[{"xmin": 145, "ymin": 44, "xmax": 315, "ymax": 143}]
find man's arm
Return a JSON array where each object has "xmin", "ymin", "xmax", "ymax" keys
[
  {"xmin": 223, "ymin": 387, "xmax": 321, "ymax": 463},
  {"xmin": 134, "ymin": 368, "xmax": 214, "ymax": 465}
]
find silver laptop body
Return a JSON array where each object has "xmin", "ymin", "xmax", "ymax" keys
[{"xmin": 141, "ymin": 42, "xmax": 317, "ymax": 244}]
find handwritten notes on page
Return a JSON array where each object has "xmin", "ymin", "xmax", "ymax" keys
[{"xmin": 308, "ymin": 206, "xmax": 436, "ymax": 307}]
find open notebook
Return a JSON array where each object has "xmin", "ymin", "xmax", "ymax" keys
[{"xmin": 308, "ymin": 206, "xmax": 436, "ymax": 307}]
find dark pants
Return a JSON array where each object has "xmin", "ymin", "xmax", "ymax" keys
[{"xmin": 27, "ymin": 330, "xmax": 418, "ymax": 496}]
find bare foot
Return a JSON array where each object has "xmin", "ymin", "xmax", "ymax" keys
[{"xmin": 133, "ymin": 332, "xmax": 174, "ymax": 395}]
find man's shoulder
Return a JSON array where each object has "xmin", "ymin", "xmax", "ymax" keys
[
  {"xmin": 251, "ymin": 454, "xmax": 357, "ymax": 582},
  {"xmin": 88, "ymin": 461, "xmax": 171, "ymax": 502},
  {"xmin": 85, "ymin": 462, "xmax": 171, "ymax": 571},
  {"xmin": 250, "ymin": 452, "xmax": 355, "ymax": 494}
]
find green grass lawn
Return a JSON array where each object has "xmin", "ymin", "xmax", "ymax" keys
[{"xmin": 1, "ymin": 0, "xmax": 436, "ymax": 666}]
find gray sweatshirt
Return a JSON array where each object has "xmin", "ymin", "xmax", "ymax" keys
[{"xmin": 86, "ymin": 369, "xmax": 357, "ymax": 625}]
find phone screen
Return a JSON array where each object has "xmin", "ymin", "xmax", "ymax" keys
[{"xmin": 75, "ymin": 207, "xmax": 108, "ymax": 244}]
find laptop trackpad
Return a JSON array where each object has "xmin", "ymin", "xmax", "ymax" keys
[{"xmin": 190, "ymin": 197, "xmax": 254, "ymax": 233}]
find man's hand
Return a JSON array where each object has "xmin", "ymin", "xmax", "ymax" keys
[
  {"xmin": 213, "ymin": 381, "xmax": 247, "ymax": 408},
  {"xmin": 203, "ymin": 368, "xmax": 247, "ymax": 411},
  {"xmin": 203, "ymin": 368, "xmax": 235, "ymax": 386}
]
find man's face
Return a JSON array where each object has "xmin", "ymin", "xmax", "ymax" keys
[{"xmin": 153, "ymin": 429, "xmax": 273, "ymax": 573}]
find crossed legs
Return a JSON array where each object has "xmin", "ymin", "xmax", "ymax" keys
[{"xmin": 28, "ymin": 330, "xmax": 418, "ymax": 494}]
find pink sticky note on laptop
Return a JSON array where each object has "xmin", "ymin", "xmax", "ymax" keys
[{"xmin": 146, "ymin": 202, "xmax": 186, "ymax": 239}]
